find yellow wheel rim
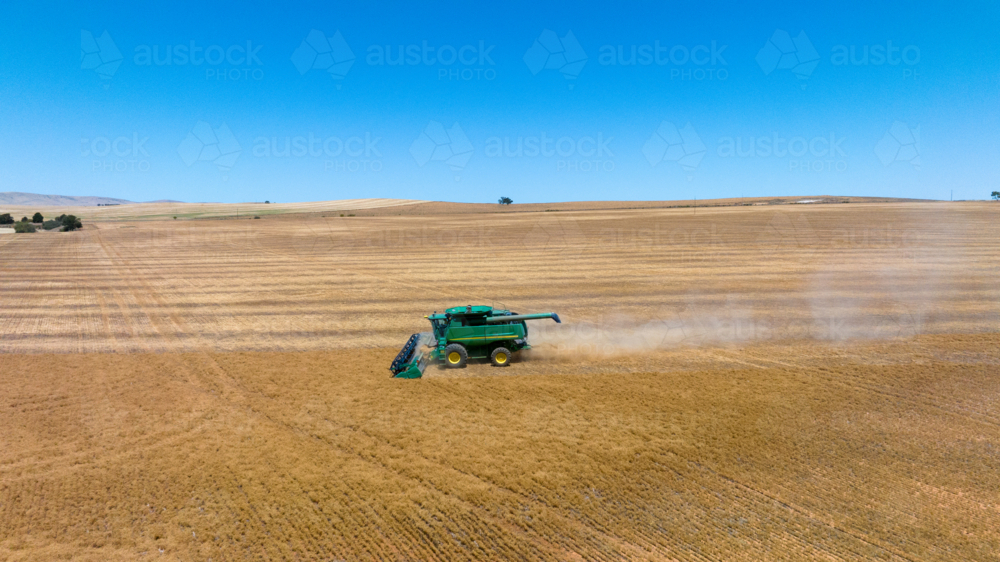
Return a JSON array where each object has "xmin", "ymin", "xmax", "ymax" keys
[
  {"xmin": 448, "ymin": 352, "xmax": 461, "ymax": 364},
  {"xmin": 495, "ymin": 352, "xmax": 508, "ymax": 364}
]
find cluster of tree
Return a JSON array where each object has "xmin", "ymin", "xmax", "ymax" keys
[
  {"xmin": 1, "ymin": 212, "xmax": 46, "ymax": 225},
  {"xmin": 17, "ymin": 213, "xmax": 83, "ymax": 232},
  {"xmin": 498, "ymin": 197, "xmax": 513, "ymax": 205},
  {"xmin": 992, "ymin": 191, "xmax": 999, "ymax": 200},
  {"xmin": 56, "ymin": 214, "xmax": 82, "ymax": 231}
]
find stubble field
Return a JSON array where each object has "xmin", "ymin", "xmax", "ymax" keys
[{"xmin": 0, "ymin": 200, "xmax": 997, "ymax": 560}]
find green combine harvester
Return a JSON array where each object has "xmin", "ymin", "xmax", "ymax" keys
[{"xmin": 390, "ymin": 305, "xmax": 561, "ymax": 378}]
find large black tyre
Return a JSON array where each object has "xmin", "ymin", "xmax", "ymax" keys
[
  {"xmin": 490, "ymin": 346, "xmax": 512, "ymax": 367},
  {"xmin": 443, "ymin": 344, "xmax": 468, "ymax": 368}
]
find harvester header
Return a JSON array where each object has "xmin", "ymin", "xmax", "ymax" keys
[{"xmin": 390, "ymin": 305, "xmax": 561, "ymax": 378}]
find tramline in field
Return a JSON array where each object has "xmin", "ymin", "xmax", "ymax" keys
[{"xmin": 390, "ymin": 305, "xmax": 561, "ymax": 378}]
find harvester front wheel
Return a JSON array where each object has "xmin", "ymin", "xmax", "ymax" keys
[
  {"xmin": 444, "ymin": 344, "xmax": 467, "ymax": 368},
  {"xmin": 490, "ymin": 347, "xmax": 511, "ymax": 367}
]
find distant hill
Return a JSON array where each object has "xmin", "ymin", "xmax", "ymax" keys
[{"xmin": 0, "ymin": 192, "xmax": 134, "ymax": 207}]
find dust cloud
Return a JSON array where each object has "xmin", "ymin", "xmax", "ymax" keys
[{"xmin": 529, "ymin": 251, "xmax": 973, "ymax": 360}]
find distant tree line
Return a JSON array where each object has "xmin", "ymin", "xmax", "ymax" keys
[
  {"xmin": 1, "ymin": 211, "xmax": 82, "ymax": 232},
  {"xmin": 1, "ymin": 212, "xmax": 45, "ymax": 225}
]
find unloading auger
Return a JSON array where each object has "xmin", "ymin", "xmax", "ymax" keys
[{"xmin": 389, "ymin": 305, "xmax": 561, "ymax": 378}]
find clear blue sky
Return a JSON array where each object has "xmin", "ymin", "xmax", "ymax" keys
[{"xmin": 1, "ymin": 1, "xmax": 997, "ymax": 203}]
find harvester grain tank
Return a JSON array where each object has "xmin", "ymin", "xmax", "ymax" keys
[{"xmin": 390, "ymin": 305, "xmax": 561, "ymax": 378}]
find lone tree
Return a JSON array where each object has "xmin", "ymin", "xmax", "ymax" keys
[
  {"xmin": 32, "ymin": 212, "xmax": 43, "ymax": 223},
  {"xmin": 20, "ymin": 216, "xmax": 28, "ymax": 222},
  {"xmin": 992, "ymin": 191, "xmax": 1000, "ymax": 200},
  {"xmin": 498, "ymin": 196, "xmax": 513, "ymax": 205},
  {"xmin": 0, "ymin": 213, "xmax": 12, "ymax": 225},
  {"xmin": 61, "ymin": 214, "xmax": 82, "ymax": 231}
]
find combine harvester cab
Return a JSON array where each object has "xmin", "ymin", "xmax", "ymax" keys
[{"xmin": 390, "ymin": 305, "xmax": 561, "ymax": 378}]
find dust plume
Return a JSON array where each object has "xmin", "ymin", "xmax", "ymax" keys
[{"xmin": 528, "ymin": 245, "xmax": 976, "ymax": 360}]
